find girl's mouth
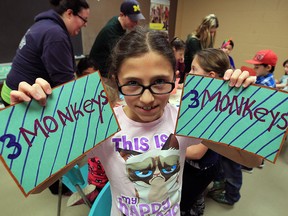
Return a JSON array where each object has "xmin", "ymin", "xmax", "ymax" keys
[{"xmin": 138, "ymin": 105, "xmax": 158, "ymax": 111}]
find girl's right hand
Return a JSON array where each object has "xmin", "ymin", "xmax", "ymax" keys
[{"xmin": 10, "ymin": 78, "xmax": 52, "ymax": 106}]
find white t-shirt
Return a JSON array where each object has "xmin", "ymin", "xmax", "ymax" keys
[{"xmin": 88, "ymin": 103, "xmax": 201, "ymax": 216}]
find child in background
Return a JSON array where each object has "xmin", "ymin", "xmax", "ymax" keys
[
  {"xmin": 76, "ymin": 56, "xmax": 121, "ymax": 106},
  {"xmin": 75, "ymin": 56, "xmax": 99, "ymax": 78},
  {"xmin": 246, "ymin": 49, "xmax": 277, "ymax": 88},
  {"xmin": 170, "ymin": 37, "xmax": 186, "ymax": 84},
  {"xmin": 181, "ymin": 48, "xmax": 241, "ymax": 214},
  {"xmin": 243, "ymin": 49, "xmax": 278, "ymax": 172},
  {"xmin": 276, "ymin": 59, "xmax": 288, "ymax": 91},
  {"xmin": 221, "ymin": 39, "xmax": 236, "ymax": 69},
  {"xmin": 10, "ymin": 27, "xmax": 261, "ymax": 216},
  {"xmin": 68, "ymin": 56, "xmax": 108, "ymax": 206}
]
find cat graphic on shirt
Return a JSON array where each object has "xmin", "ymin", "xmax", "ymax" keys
[{"xmin": 119, "ymin": 134, "xmax": 181, "ymax": 204}]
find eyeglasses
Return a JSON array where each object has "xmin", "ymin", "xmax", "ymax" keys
[
  {"xmin": 117, "ymin": 81, "xmax": 175, "ymax": 96},
  {"xmin": 76, "ymin": 14, "xmax": 88, "ymax": 24}
]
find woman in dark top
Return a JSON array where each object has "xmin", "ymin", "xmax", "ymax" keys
[
  {"xmin": 184, "ymin": 14, "xmax": 219, "ymax": 75},
  {"xmin": 1, "ymin": 0, "xmax": 90, "ymax": 105}
]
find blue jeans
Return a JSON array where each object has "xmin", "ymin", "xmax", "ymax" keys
[{"xmin": 216, "ymin": 156, "xmax": 243, "ymax": 203}]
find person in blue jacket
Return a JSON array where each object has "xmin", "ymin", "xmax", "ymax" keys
[{"xmin": 1, "ymin": 0, "xmax": 90, "ymax": 105}]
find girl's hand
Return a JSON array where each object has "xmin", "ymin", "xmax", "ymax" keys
[
  {"xmin": 10, "ymin": 78, "xmax": 52, "ymax": 106},
  {"xmin": 223, "ymin": 69, "xmax": 256, "ymax": 88}
]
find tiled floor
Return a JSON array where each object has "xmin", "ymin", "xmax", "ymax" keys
[
  {"xmin": 1, "ymin": 140, "xmax": 287, "ymax": 216},
  {"xmin": 205, "ymin": 140, "xmax": 288, "ymax": 216}
]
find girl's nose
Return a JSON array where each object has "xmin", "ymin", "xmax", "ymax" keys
[{"xmin": 139, "ymin": 89, "xmax": 155, "ymax": 103}]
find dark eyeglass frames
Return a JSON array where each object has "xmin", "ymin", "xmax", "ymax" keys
[
  {"xmin": 117, "ymin": 81, "xmax": 175, "ymax": 96},
  {"xmin": 76, "ymin": 14, "xmax": 88, "ymax": 24}
]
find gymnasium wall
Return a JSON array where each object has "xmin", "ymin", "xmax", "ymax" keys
[{"xmin": 175, "ymin": 0, "xmax": 288, "ymax": 80}]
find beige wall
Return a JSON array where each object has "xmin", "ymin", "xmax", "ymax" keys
[{"xmin": 175, "ymin": 0, "xmax": 288, "ymax": 80}]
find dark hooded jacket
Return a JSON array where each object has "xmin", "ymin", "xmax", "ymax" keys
[{"xmin": 6, "ymin": 9, "xmax": 75, "ymax": 90}]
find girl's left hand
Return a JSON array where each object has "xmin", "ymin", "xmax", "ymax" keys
[{"xmin": 223, "ymin": 69, "xmax": 256, "ymax": 88}]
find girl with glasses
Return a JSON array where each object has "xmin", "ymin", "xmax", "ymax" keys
[{"xmin": 10, "ymin": 27, "xmax": 261, "ymax": 216}]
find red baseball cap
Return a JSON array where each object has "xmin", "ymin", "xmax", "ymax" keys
[{"xmin": 246, "ymin": 49, "xmax": 278, "ymax": 66}]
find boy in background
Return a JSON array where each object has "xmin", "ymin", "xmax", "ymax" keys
[
  {"xmin": 246, "ymin": 49, "xmax": 277, "ymax": 88},
  {"xmin": 243, "ymin": 49, "xmax": 278, "ymax": 172}
]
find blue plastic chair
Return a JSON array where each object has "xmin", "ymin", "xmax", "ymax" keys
[
  {"xmin": 63, "ymin": 164, "xmax": 91, "ymax": 207},
  {"xmin": 62, "ymin": 164, "xmax": 88, "ymax": 193},
  {"xmin": 88, "ymin": 182, "xmax": 112, "ymax": 216},
  {"xmin": 57, "ymin": 164, "xmax": 91, "ymax": 216}
]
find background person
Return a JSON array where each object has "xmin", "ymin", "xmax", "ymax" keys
[
  {"xmin": 183, "ymin": 14, "xmax": 219, "ymax": 76},
  {"xmin": 243, "ymin": 49, "xmax": 278, "ymax": 172},
  {"xmin": 181, "ymin": 48, "xmax": 238, "ymax": 215},
  {"xmin": 246, "ymin": 49, "xmax": 278, "ymax": 88},
  {"xmin": 1, "ymin": 0, "xmax": 90, "ymax": 195},
  {"xmin": 89, "ymin": 0, "xmax": 145, "ymax": 80},
  {"xmin": 1, "ymin": 0, "xmax": 90, "ymax": 106},
  {"xmin": 75, "ymin": 56, "xmax": 98, "ymax": 78},
  {"xmin": 221, "ymin": 38, "xmax": 236, "ymax": 69},
  {"xmin": 170, "ymin": 37, "xmax": 186, "ymax": 84},
  {"xmin": 276, "ymin": 59, "xmax": 288, "ymax": 91}
]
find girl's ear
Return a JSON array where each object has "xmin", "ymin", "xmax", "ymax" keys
[{"xmin": 208, "ymin": 71, "xmax": 217, "ymax": 78}]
